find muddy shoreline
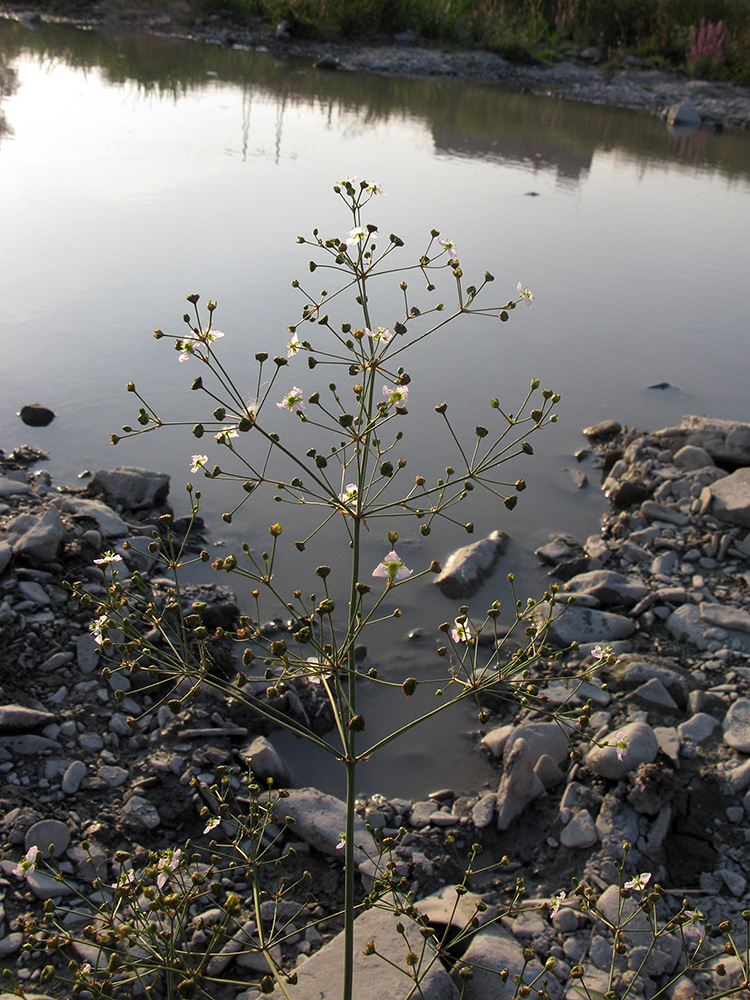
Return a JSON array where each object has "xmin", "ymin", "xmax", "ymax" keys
[{"xmin": 3, "ymin": 1, "xmax": 750, "ymax": 128}]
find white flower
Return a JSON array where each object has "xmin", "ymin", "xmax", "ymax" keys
[
  {"xmin": 591, "ymin": 644, "xmax": 603, "ymax": 659},
  {"xmin": 156, "ymin": 848, "xmax": 182, "ymax": 891},
  {"xmin": 93, "ymin": 552, "xmax": 123, "ymax": 566},
  {"xmin": 614, "ymin": 730, "xmax": 629, "ymax": 762},
  {"xmin": 277, "ymin": 388, "xmax": 305, "ymax": 413},
  {"xmin": 366, "ymin": 326, "xmax": 392, "ymax": 344},
  {"xmin": 203, "ymin": 329, "xmax": 224, "ymax": 343},
  {"xmin": 550, "ymin": 890, "xmax": 566, "ymax": 917},
  {"xmin": 215, "ymin": 427, "xmax": 239, "ymax": 444},
  {"xmin": 90, "ymin": 615, "xmax": 108, "ymax": 646},
  {"xmin": 624, "ymin": 872, "xmax": 651, "ymax": 892},
  {"xmin": 345, "ymin": 227, "xmax": 376, "ymax": 246},
  {"xmin": 438, "ymin": 237, "xmax": 457, "ymax": 261},
  {"xmin": 516, "ymin": 282, "xmax": 534, "ymax": 307},
  {"xmin": 190, "ymin": 454, "xmax": 209, "ymax": 474},
  {"xmin": 12, "ymin": 845, "xmax": 39, "ymax": 879},
  {"xmin": 336, "ymin": 175, "xmax": 357, "ymax": 189},
  {"xmin": 383, "ymin": 384, "xmax": 409, "ymax": 410},
  {"xmin": 176, "ymin": 339, "xmax": 194, "ymax": 363},
  {"xmin": 287, "ymin": 331, "xmax": 302, "ymax": 357},
  {"xmin": 372, "ymin": 550, "xmax": 413, "ymax": 584},
  {"xmin": 339, "ymin": 483, "xmax": 358, "ymax": 505},
  {"xmin": 451, "ymin": 619, "xmax": 474, "ymax": 643},
  {"xmin": 203, "ymin": 816, "xmax": 221, "ymax": 835},
  {"xmin": 111, "ymin": 867, "xmax": 136, "ymax": 890},
  {"xmin": 365, "ymin": 181, "xmax": 386, "ymax": 196}
]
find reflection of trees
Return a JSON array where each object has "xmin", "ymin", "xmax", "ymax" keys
[
  {"xmin": 0, "ymin": 14, "xmax": 748, "ymax": 183},
  {"xmin": 0, "ymin": 52, "xmax": 18, "ymax": 144}
]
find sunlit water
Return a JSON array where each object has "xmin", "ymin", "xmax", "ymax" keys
[{"xmin": 1, "ymin": 18, "xmax": 749, "ymax": 798}]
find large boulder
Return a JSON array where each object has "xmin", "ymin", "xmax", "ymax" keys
[
  {"xmin": 652, "ymin": 416, "xmax": 750, "ymax": 465},
  {"xmin": 434, "ymin": 530, "xmax": 508, "ymax": 599},
  {"xmin": 700, "ymin": 468, "xmax": 750, "ymax": 528},
  {"xmin": 90, "ymin": 467, "xmax": 170, "ymax": 511}
]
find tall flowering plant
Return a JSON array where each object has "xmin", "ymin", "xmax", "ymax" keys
[{"xmin": 78, "ymin": 178, "xmax": 584, "ymax": 1000}]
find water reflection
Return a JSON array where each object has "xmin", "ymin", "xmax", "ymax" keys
[{"xmin": 1, "ymin": 16, "xmax": 749, "ymax": 185}]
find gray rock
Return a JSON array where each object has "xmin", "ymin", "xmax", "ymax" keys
[
  {"xmin": 122, "ymin": 795, "xmax": 161, "ymax": 831},
  {"xmin": 12, "ymin": 505, "xmax": 65, "ymax": 566},
  {"xmin": 239, "ymin": 735, "xmax": 293, "ymax": 788},
  {"xmin": 0, "ymin": 542, "xmax": 11, "ymax": 574},
  {"xmin": 61, "ymin": 760, "xmax": 87, "ymax": 794},
  {"xmin": 583, "ymin": 420, "xmax": 622, "ymax": 440},
  {"xmin": 25, "ymin": 818, "xmax": 70, "ymax": 857},
  {"xmin": 723, "ymin": 698, "xmax": 750, "ymax": 752},
  {"xmin": 448, "ymin": 922, "xmax": 546, "ymax": 999},
  {"xmin": 269, "ymin": 787, "xmax": 376, "ymax": 872},
  {"xmin": 0, "ymin": 705, "xmax": 56, "ymax": 732},
  {"xmin": 535, "ymin": 534, "xmax": 582, "ymax": 566},
  {"xmin": 560, "ymin": 809, "xmax": 598, "ymax": 848},
  {"xmin": 640, "ymin": 500, "xmax": 689, "ymax": 526},
  {"xmin": 678, "ymin": 712, "xmax": 720, "ymax": 744},
  {"xmin": 584, "ymin": 721, "xmax": 658, "ymax": 779},
  {"xmin": 434, "ymin": 530, "xmax": 508, "ymax": 598},
  {"xmin": 653, "ymin": 415, "xmax": 750, "ymax": 465},
  {"xmin": 60, "ymin": 496, "xmax": 130, "ymax": 538},
  {"xmin": 0, "ymin": 734, "xmax": 61, "ymax": 754},
  {"xmin": 287, "ymin": 906, "xmax": 459, "ymax": 1000},
  {"xmin": 630, "ymin": 678, "xmax": 678, "ymax": 711},
  {"xmin": 504, "ymin": 721, "xmax": 569, "ymax": 768},
  {"xmin": 90, "ymin": 466, "xmax": 170, "ymax": 511},
  {"xmin": 653, "ymin": 726, "xmax": 681, "ymax": 763},
  {"xmin": 0, "ymin": 474, "xmax": 33, "ymax": 497},
  {"xmin": 471, "ymin": 793, "xmax": 496, "ymax": 829},
  {"xmin": 667, "ymin": 103, "xmax": 701, "ymax": 125},
  {"xmin": 17, "ymin": 580, "xmax": 51, "ymax": 605},
  {"xmin": 700, "ymin": 603, "xmax": 750, "ymax": 634},
  {"xmin": 496, "ymin": 737, "xmax": 546, "ymax": 831},
  {"xmin": 667, "ymin": 604, "xmax": 750, "ymax": 654},
  {"xmin": 99, "ymin": 765, "xmax": 129, "ymax": 788},
  {"xmin": 673, "ymin": 445, "xmax": 713, "ymax": 470},
  {"xmin": 700, "ymin": 468, "xmax": 750, "ymax": 528},
  {"xmin": 532, "ymin": 602, "xmax": 635, "ymax": 646},
  {"xmin": 19, "ymin": 403, "xmax": 55, "ymax": 426},
  {"xmin": 563, "ymin": 569, "xmax": 648, "ymax": 607}
]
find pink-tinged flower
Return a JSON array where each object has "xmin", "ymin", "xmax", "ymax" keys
[
  {"xmin": 372, "ymin": 550, "xmax": 413, "ymax": 584},
  {"xmin": 335, "ymin": 836, "xmax": 346, "ymax": 850},
  {"xmin": 93, "ymin": 552, "xmax": 123, "ymax": 566},
  {"xmin": 111, "ymin": 867, "xmax": 136, "ymax": 890},
  {"xmin": 156, "ymin": 848, "xmax": 182, "ymax": 891},
  {"xmin": 191, "ymin": 454, "xmax": 209, "ymax": 474},
  {"xmin": 684, "ymin": 910, "xmax": 705, "ymax": 938},
  {"xmin": 339, "ymin": 483, "xmax": 358, "ymax": 506},
  {"xmin": 614, "ymin": 731, "xmax": 629, "ymax": 762},
  {"xmin": 346, "ymin": 227, "xmax": 376, "ymax": 246},
  {"xmin": 451, "ymin": 619, "xmax": 474, "ymax": 643},
  {"xmin": 12, "ymin": 845, "xmax": 39, "ymax": 879},
  {"xmin": 550, "ymin": 890, "xmax": 566, "ymax": 917},
  {"xmin": 438, "ymin": 237, "xmax": 457, "ymax": 261},
  {"xmin": 90, "ymin": 615, "xmax": 108, "ymax": 646},
  {"xmin": 203, "ymin": 328, "xmax": 224, "ymax": 344},
  {"xmin": 591, "ymin": 644, "xmax": 603, "ymax": 659},
  {"xmin": 624, "ymin": 872, "xmax": 651, "ymax": 892},
  {"xmin": 287, "ymin": 331, "xmax": 302, "ymax": 357},
  {"xmin": 336, "ymin": 175, "xmax": 357, "ymax": 189},
  {"xmin": 516, "ymin": 282, "xmax": 534, "ymax": 307},
  {"xmin": 203, "ymin": 816, "xmax": 221, "ymax": 835},
  {"xmin": 366, "ymin": 326, "xmax": 392, "ymax": 344},
  {"xmin": 176, "ymin": 339, "xmax": 194, "ymax": 363},
  {"xmin": 383, "ymin": 384, "xmax": 409, "ymax": 410},
  {"xmin": 215, "ymin": 427, "xmax": 239, "ymax": 444},
  {"xmin": 277, "ymin": 387, "xmax": 305, "ymax": 413},
  {"xmin": 365, "ymin": 181, "xmax": 386, "ymax": 196}
]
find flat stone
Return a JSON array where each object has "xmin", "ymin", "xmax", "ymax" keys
[
  {"xmin": 723, "ymin": 698, "xmax": 750, "ymax": 752},
  {"xmin": 667, "ymin": 604, "xmax": 750, "ymax": 654},
  {"xmin": 449, "ymin": 922, "xmax": 547, "ymax": 1000},
  {"xmin": 269, "ymin": 787, "xmax": 375, "ymax": 872},
  {"xmin": 630, "ymin": 678, "xmax": 678, "ymax": 711},
  {"xmin": 90, "ymin": 466, "xmax": 170, "ymax": 511},
  {"xmin": 0, "ymin": 474, "xmax": 33, "ymax": 497},
  {"xmin": 0, "ymin": 734, "xmax": 61, "ymax": 754},
  {"xmin": 239, "ymin": 735, "xmax": 293, "ymax": 788},
  {"xmin": 641, "ymin": 500, "xmax": 689, "ymax": 526},
  {"xmin": 0, "ymin": 705, "xmax": 56, "ymax": 733},
  {"xmin": 99, "ymin": 765, "xmax": 129, "ymax": 788},
  {"xmin": 25, "ymin": 818, "xmax": 70, "ymax": 857},
  {"xmin": 287, "ymin": 905, "xmax": 458, "ymax": 1000},
  {"xmin": 700, "ymin": 468, "xmax": 750, "ymax": 528},
  {"xmin": 583, "ymin": 420, "xmax": 621, "ymax": 440},
  {"xmin": 585, "ymin": 721, "xmax": 658, "ymax": 779},
  {"xmin": 434, "ymin": 530, "xmax": 508, "ymax": 599},
  {"xmin": 60, "ymin": 496, "xmax": 130, "ymax": 538},
  {"xmin": 61, "ymin": 760, "xmax": 87, "ymax": 794},
  {"xmin": 17, "ymin": 580, "xmax": 51, "ymax": 605},
  {"xmin": 667, "ymin": 102, "xmax": 701, "ymax": 125},
  {"xmin": 673, "ymin": 445, "xmax": 713, "ymax": 470},
  {"xmin": 560, "ymin": 808, "xmax": 599, "ymax": 848},
  {"xmin": 533, "ymin": 602, "xmax": 635, "ymax": 646},
  {"xmin": 700, "ymin": 602, "xmax": 750, "ymax": 635},
  {"xmin": 12, "ymin": 505, "xmax": 65, "ymax": 566},
  {"xmin": 653, "ymin": 415, "xmax": 750, "ymax": 465},
  {"xmin": 471, "ymin": 793, "xmax": 496, "ymax": 829},
  {"xmin": 678, "ymin": 712, "xmax": 720, "ymax": 744},
  {"xmin": 563, "ymin": 569, "xmax": 648, "ymax": 607},
  {"xmin": 122, "ymin": 795, "xmax": 161, "ymax": 831}
]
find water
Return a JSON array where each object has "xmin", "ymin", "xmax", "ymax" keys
[{"xmin": 1, "ymin": 17, "xmax": 749, "ymax": 798}]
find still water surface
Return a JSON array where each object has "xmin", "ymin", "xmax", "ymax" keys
[{"xmin": 1, "ymin": 18, "xmax": 749, "ymax": 798}]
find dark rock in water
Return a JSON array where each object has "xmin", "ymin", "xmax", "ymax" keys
[
  {"xmin": 314, "ymin": 55, "xmax": 340, "ymax": 70},
  {"xmin": 535, "ymin": 534, "xmax": 582, "ymax": 566},
  {"xmin": 550, "ymin": 556, "xmax": 590, "ymax": 581},
  {"xmin": 90, "ymin": 466, "xmax": 170, "ymax": 511},
  {"xmin": 606, "ymin": 478, "xmax": 650, "ymax": 508},
  {"xmin": 647, "ymin": 382, "xmax": 673, "ymax": 390},
  {"xmin": 19, "ymin": 403, "xmax": 55, "ymax": 427},
  {"xmin": 434, "ymin": 530, "xmax": 508, "ymax": 599},
  {"xmin": 583, "ymin": 419, "xmax": 621, "ymax": 440}
]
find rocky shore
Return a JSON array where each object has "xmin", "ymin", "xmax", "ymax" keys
[
  {"xmin": 1, "ymin": 414, "xmax": 750, "ymax": 998},
  {"xmin": 3, "ymin": 2, "xmax": 750, "ymax": 129}
]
